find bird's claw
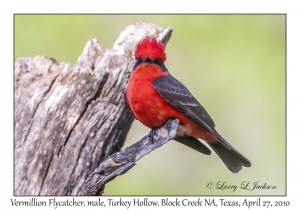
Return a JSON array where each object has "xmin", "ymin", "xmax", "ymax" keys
[
  {"xmin": 149, "ymin": 119, "xmax": 175, "ymax": 144},
  {"xmin": 149, "ymin": 129, "xmax": 157, "ymax": 144},
  {"xmin": 165, "ymin": 119, "xmax": 174, "ymax": 134}
]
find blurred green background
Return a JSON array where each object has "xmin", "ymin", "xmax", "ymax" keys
[{"xmin": 15, "ymin": 15, "xmax": 285, "ymax": 195}]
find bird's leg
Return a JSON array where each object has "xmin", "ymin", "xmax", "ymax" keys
[
  {"xmin": 149, "ymin": 129, "xmax": 157, "ymax": 144},
  {"xmin": 165, "ymin": 119, "xmax": 174, "ymax": 134},
  {"xmin": 149, "ymin": 119, "xmax": 175, "ymax": 144}
]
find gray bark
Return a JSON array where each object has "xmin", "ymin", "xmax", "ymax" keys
[
  {"xmin": 79, "ymin": 119, "xmax": 179, "ymax": 196},
  {"xmin": 14, "ymin": 22, "xmax": 173, "ymax": 196}
]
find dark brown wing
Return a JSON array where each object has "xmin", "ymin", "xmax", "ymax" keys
[
  {"xmin": 152, "ymin": 74, "xmax": 252, "ymax": 173},
  {"xmin": 152, "ymin": 75, "xmax": 215, "ymax": 130},
  {"xmin": 153, "ymin": 75, "xmax": 251, "ymax": 173},
  {"xmin": 152, "ymin": 74, "xmax": 232, "ymax": 149}
]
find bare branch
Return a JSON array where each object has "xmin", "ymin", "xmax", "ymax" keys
[{"xmin": 79, "ymin": 119, "xmax": 179, "ymax": 196}]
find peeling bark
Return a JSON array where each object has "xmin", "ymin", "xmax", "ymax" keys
[{"xmin": 14, "ymin": 22, "xmax": 173, "ymax": 195}]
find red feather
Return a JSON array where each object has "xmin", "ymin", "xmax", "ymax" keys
[{"xmin": 135, "ymin": 37, "xmax": 166, "ymax": 62}]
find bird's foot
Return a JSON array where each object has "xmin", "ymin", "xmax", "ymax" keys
[
  {"xmin": 149, "ymin": 119, "xmax": 175, "ymax": 144},
  {"xmin": 149, "ymin": 129, "xmax": 157, "ymax": 144},
  {"xmin": 165, "ymin": 119, "xmax": 174, "ymax": 135}
]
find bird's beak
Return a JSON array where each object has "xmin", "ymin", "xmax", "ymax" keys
[{"xmin": 143, "ymin": 56, "xmax": 153, "ymax": 63}]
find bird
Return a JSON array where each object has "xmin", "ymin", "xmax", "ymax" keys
[{"xmin": 125, "ymin": 37, "xmax": 251, "ymax": 173}]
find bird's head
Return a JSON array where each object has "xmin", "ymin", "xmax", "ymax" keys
[{"xmin": 134, "ymin": 37, "xmax": 166, "ymax": 63}]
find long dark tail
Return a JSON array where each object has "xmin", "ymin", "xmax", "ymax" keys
[
  {"xmin": 174, "ymin": 134, "xmax": 251, "ymax": 173},
  {"xmin": 208, "ymin": 141, "xmax": 251, "ymax": 173},
  {"xmin": 174, "ymin": 136, "xmax": 211, "ymax": 155}
]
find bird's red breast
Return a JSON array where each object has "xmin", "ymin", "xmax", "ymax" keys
[
  {"xmin": 125, "ymin": 37, "xmax": 251, "ymax": 173},
  {"xmin": 126, "ymin": 63, "xmax": 170, "ymax": 128},
  {"xmin": 126, "ymin": 63, "xmax": 217, "ymax": 142}
]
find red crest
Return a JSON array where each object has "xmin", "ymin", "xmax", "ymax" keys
[{"xmin": 135, "ymin": 37, "xmax": 166, "ymax": 62}]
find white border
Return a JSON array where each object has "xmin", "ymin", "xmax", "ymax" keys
[{"xmin": 1, "ymin": 0, "xmax": 299, "ymax": 209}]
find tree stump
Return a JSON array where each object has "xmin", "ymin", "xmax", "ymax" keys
[{"xmin": 14, "ymin": 22, "xmax": 173, "ymax": 195}]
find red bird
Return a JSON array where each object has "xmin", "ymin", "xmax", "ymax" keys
[{"xmin": 126, "ymin": 37, "xmax": 251, "ymax": 173}]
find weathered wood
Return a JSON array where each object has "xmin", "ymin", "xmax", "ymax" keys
[
  {"xmin": 79, "ymin": 119, "xmax": 179, "ymax": 196},
  {"xmin": 14, "ymin": 22, "xmax": 173, "ymax": 195}
]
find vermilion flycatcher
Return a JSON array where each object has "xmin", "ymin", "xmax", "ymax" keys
[{"xmin": 126, "ymin": 37, "xmax": 251, "ymax": 173}]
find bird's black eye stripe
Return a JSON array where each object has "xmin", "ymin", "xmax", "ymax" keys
[
  {"xmin": 156, "ymin": 58, "xmax": 162, "ymax": 63},
  {"xmin": 133, "ymin": 57, "xmax": 168, "ymax": 72},
  {"xmin": 133, "ymin": 58, "xmax": 142, "ymax": 70},
  {"xmin": 154, "ymin": 58, "xmax": 168, "ymax": 72}
]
